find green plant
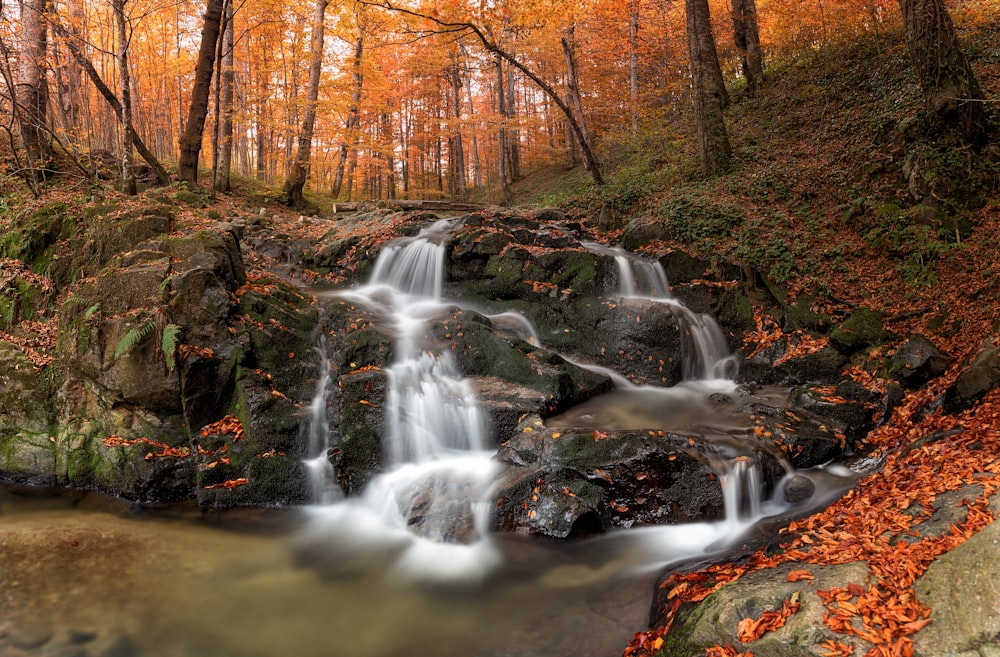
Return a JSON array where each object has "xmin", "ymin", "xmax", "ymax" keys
[
  {"xmin": 114, "ymin": 320, "xmax": 156, "ymax": 359},
  {"xmin": 657, "ymin": 193, "xmax": 746, "ymax": 251},
  {"xmin": 161, "ymin": 324, "xmax": 181, "ymax": 371}
]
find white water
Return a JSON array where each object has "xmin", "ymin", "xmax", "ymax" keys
[
  {"xmin": 307, "ymin": 220, "xmax": 499, "ymax": 582},
  {"xmin": 303, "ymin": 222, "xmax": 845, "ymax": 585}
]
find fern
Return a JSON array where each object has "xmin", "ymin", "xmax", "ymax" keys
[
  {"xmin": 114, "ymin": 320, "xmax": 155, "ymax": 359},
  {"xmin": 161, "ymin": 324, "xmax": 181, "ymax": 371},
  {"xmin": 83, "ymin": 302, "xmax": 101, "ymax": 321}
]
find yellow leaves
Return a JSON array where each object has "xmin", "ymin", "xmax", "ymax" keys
[{"xmin": 551, "ymin": 432, "xmax": 561, "ymax": 439}]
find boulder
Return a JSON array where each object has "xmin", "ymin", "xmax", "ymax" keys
[
  {"xmin": 887, "ymin": 334, "xmax": 952, "ymax": 388},
  {"xmin": 829, "ymin": 308, "xmax": 890, "ymax": 354},
  {"xmin": 944, "ymin": 337, "xmax": 1000, "ymax": 412}
]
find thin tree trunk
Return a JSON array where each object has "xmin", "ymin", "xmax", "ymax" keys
[
  {"xmin": 283, "ymin": 0, "xmax": 328, "ymax": 208},
  {"xmin": 113, "ymin": 0, "xmax": 136, "ymax": 194},
  {"xmin": 178, "ymin": 0, "xmax": 225, "ymax": 184},
  {"xmin": 333, "ymin": 34, "xmax": 364, "ymax": 199},
  {"xmin": 687, "ymin": 0, "xmax": 731, "ymax": 176},
  {"xmin": 629, "ymin": 0, "xmax": 640, "ymax": 134},
  {"xmin": 562, "ymin": 25, "xmax": 595, "ymax": 174},
  {"xmin": 504, "ymin": 53, "xmax": 520, "ymax": 181},
  {"xmin": 898, "ymin": 0, "xmax": 990, "ymax": 144},
  {"xmin": 495, "ymin": 53, "xmax": 511, "ymax": 205},
  {"xmin": 15, "ymin": 0, "xmax": 51, "ymax": 181},
  {"xmin": 215, "ymin": 0, "xmax": 235, "ymax": 192},
  {"xmin": 449, "ymin": 54, "xmax": 466, "ymax": 200}
]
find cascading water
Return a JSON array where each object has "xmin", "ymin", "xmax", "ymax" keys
[
  {"xmin": 300, "ymin": 220, "xmax": 849, "ymax": 587},
  {"xmin": 588, "ymin": 242, "xmax": 738, "ymax": 382},
  {"xmin": 304, "ymin": 220, "xmax": 500, "ymax": 582}
]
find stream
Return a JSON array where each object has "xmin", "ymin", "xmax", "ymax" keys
[{"xmin": 1, "ymin": 218, "xmax": 859, "ymax": 657}]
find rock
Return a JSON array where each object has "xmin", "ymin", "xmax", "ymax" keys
[
  {"xmin": 944, "ymin": 337, "xmax": 1000, "ymax": 412},
  {"xmin": 7, "ymin": 616, "xmax": 53, "ymax": 649},
  {"xmin": 887, "ymin": 334, "xmax": 952, "ymax": 388},
  {"xmin": 782, "ymin": 474, "xmax": 815, "ymax": 503},
  {"xmin": 829, "ymin": 307, "xmax": 889, "ymax": 354},
  {"xmin": 914, "ymin": 500, "xmax": 1000, "ymax": 656},
  {"xmin": 741, "ymin": 342, "xmax": 846, "ymax": 387},
  {"xmin": 658, "ymin": 561, "xmax": 872, "ymax": 657}
]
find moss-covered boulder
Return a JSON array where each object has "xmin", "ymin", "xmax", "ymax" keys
[
  {"xmin": 829, "ymin": 307, "xmax": 890, "ymax": 354},
  {"xmin": 944, "ymin": 337, "xmax": 1000, "ymax": 412}
]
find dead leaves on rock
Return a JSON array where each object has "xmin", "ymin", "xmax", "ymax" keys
[
  {"xmin": 627, "ymin": 389, "xmax": 1000, "ymax": 657},
  {"xmin": 735, "ymin": 591, "xmax": 800, "ymax": 643}
]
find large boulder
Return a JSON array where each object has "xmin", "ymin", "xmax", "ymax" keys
[{"xmin": 944, "ymin": 337, "xmax": 1000, "ymax": 412}]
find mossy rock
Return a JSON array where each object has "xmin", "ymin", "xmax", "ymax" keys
[
  {"xmin": 333, "ymin": 369, "xmax": 387, "ymax": 494},
  {"xmin": 829, "ymin": 307, "xmax": 889, "ymax": 354},
  {"xmin": 0, "ymin": 201, "xmax": 76, "ymax": 274}
]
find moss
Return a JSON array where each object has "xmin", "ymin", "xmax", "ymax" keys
[{"xmin": 830, "ymin": 307, "xmax": 889, "ymax": 354}]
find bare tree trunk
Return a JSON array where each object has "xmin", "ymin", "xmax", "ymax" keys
[
  {"xmin": 629, "ymin": 0, "xmax": 640, "ymax": 134},
  {"xmin": 178, "ymin": 0, "xmax": 225, "ymax": 184},
  {"xmin": 333, "ymin": 34, "xmax": 364, "ymax": 199},
  {"xmin": 216, "ymin": 0, "xmax": 235, "ymax": 193},
  {"xmin": 504, "ymin": 53, "xmax": 520, "ymax": 182},
  {"xmin": 562, "ymin": 25, "xmax": 595, "ymax": 174},
  {"xmin": 461, "ymin": 49, "xmax": 483, "ymax": 194},
  {"xmin": 283, "ymin": 0, "xmax": 328, "ymax": 208},
  {"xmin": 687, "ymin": 0, "xmax": 731, "ymax": 176},
  {"xmin": 495, "ymin": 53, "xmax": 512, "ymax": 205},
  {"xmin": 112, "ymin": 0, "xmax": 136, "ymax": 194},
  {"xmin": 731, "ymin": 0, "xmax": 764, "ymax": 95},
  {"xmin": 448, "ymin": 54, "xmax": 466, "ymax": 200},
  {"xmin": 898, "ymin": 0, "xmax": 990, "ymax": 144},
  {"xmin": 15, "ymin": 0, "xmax": 51, "ymax": 181}
]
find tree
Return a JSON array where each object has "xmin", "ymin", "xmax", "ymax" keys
[
  {"xmin": 112, "ymin": 0, "xmax": 137, "ymax": 195},
  {"xmin": 731, "ymin": 0, "xmax": 763, "ymax": 95},
  {"xmin": 686, "ymin": 0, "xmax": 731, "ymax": 176},
  {"xmin": 178, "ymin": 0, "xmax": 225, "ymax": 185},
  {"xmin": 332, "ymin": 33, "xmax": 364, "ymax": 199},
  {"xmin": 283, "ymin": 0, "xmax": 329, "ymax": 208},
  {"xmin": 898, "ymin": 0, "xmax": 991, "ymax": 145},
  {"xmin": 15, "ymin": 0, "xmax": 51, "ymax": 182},
  {"xmin": 562, "ymin": 24, "xmax": 594, "ymax": 174},
  {"xmin": 214, "ymin": 0, "xmax": 235, "ymax": 193},
  {"xmin": 51, "ymin": 18, "xmax": 170, "ymax": 185},
  {"xmin": 365, "ymin": 0, "xmax": 604, "ymax": 185}
]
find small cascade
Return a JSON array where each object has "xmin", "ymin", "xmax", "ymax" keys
[
  {"xmin": 301, "ymin": 336, "xmax": 339, "ymax": 504},
  {"xmin": 719, "ymin": 455, "xmax": 763, "ymax": 523},
  {"xmin": 586, "ymin": 242, "xmax": 737, "ymax": 381}
]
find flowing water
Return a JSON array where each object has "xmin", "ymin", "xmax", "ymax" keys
[{"xmin": 1, "ymin": 220, "xmax": 859, "ymax": 657}]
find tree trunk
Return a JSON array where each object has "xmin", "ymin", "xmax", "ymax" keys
[
  {"xmin": 216, "ymin": 0, "xmax": 235, "ymax": 193},
  {"xmin": 495, "ymin": 53, "xmax": 512, "ymax": 205},
  {"xmin": 687, "ymin": 0, "xmax": 731, "ymax": 176},
  {"xmin": 629, "ymin": 0, "xmax": 640, "ymax": 134},
  {"xmin": 15, "ymin": 0, "xmax": 51, "ymax": 181},
  {"xmin": 449, "ymin": 55, "xmax": 466, "ymax": 200},
  {"xmin": 333, "ymin": 35, "xmax": 364, "ymax": 199},
  {"xmin": 562, "ymin": 26, "xmax": 595, "ymax": 174},
  {"xmin": 178, "ymin": 0, "xmax": 225, "ymax": 185},
  {"xmin": 731, "ymin": 0, "xmax": 764, "ymax": 95},
  {"xmin": 113, "ymin": 0, "xmax": 136, "ymax": 195},
  {"xmin": 898, "ymin": 0, "xmax": 990, "ymax": 144},
  {"xmin": 283, "ymin": 0, "xmax": 328, "ymax": 208}
]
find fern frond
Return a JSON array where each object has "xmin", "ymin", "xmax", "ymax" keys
[
  {"xmin": 161, "ymin": 324, "xmax": 181, "ymax": 371},
  {"xmin": 114, "ymin": 320, "xmax": 156, "ymax": 359},
  {"xmin": 83, "ymin": 303, "xmax": 101, "ymax": 321}
]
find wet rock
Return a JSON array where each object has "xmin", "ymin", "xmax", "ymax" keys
[
  {"xmin": 782, "ymin": 474, "xmax": 815, "ymax": 504},
  {"xmin": 491, "ymin": 420, "xmax": 778, "ymax": 537},
  {"xmin": 742, "ymin": 401, "xmax": 850, "ymax": 468},
  {"xmin": 789, "ymin": 381, "xmax": 878, "ymax": 442},
  {"xmin": 944, "ymin": 337, "xmax": 1000, "ymax": 412},
  {"xmin": 7, "ymin": 616, "xmax": 53, "ymax": 649},
  {"xmin": 741, "ymin": 342, "xmax": 846, "ymax": 387},
  {"xmin": 887, "ymin": 334, "xmax": 952, "ymax": 388}
]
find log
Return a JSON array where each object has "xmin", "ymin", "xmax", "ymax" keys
[{"xmin": 333, "ymin": 200, "xmax": 486, "ymax": 213}]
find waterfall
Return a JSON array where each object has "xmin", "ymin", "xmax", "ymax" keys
[
  {"xmin": 305, "ymin": 220, "xmax": 499, "ymax": 582},
  {"xmin": 587, "ymin": 242, "xmax": 737, "ymax": 381},
  {"xmin": 302, "ymin": 337, "xmax": 338, "ymax": 504}
]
